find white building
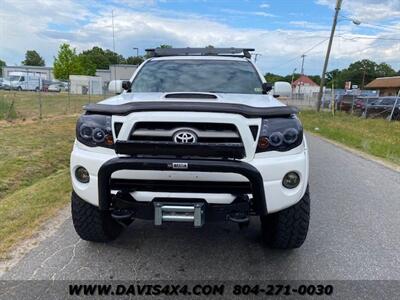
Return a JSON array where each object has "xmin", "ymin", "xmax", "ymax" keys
[
  {"xmin": 95, "ymin": 64, "xmax": 138, "ymax": 92},
  {"xmin": 2, "ymin": 65, "xmax": 54, "ymax": 81},
  {"xmin": 69, "ymin": 75, "xmax": 103, "ymax": 95},
  {"xmin": 292, "ymin": 75, "xmax": 320, "ymax": 97}
]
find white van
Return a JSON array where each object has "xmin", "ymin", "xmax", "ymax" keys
[{"xmin": 6, "ymin": 71, "xmax": 45, "ymax": 91}]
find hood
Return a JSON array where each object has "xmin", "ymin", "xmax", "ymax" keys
[{"xmin": 99, "ymin": 92, "xmax": 285, "ymax": 108}]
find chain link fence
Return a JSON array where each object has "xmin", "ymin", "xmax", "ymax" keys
[
  {"xmin": 282, "ymin": 91, "xmax": 400, "ymax": 121},
  {"xmin": 0, "ymin": 80, "xmax": 114, "ymax": 121},
  {"xmin": 1, "ymin": 84, "xmax": 399, "ymax": 122}
]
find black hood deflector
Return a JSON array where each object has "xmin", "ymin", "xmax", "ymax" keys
[{"xmin": 84, "ymin": 101, "xmax": 298, "ymax": 118}]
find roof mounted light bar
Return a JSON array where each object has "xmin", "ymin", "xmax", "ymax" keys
[{"xmin": 145, "ymin": 47, "xmax": 255, "ymax": 59}]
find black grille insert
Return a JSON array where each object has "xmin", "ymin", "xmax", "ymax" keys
[{"xmin": 130, "ymin": 122, "xmax": 242, "ymax": 144}]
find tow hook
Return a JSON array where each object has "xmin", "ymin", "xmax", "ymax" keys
[
  {"xmin": 111, "ymin": 209, "xmax": 135, "ymax": 227},
  {"xmin": 227, "ymin": 213, "xmax": 250, "ymax": 229}
]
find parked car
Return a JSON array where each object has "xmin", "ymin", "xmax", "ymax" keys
[
  {"xmin": 1, "ymin": 77, "xmax": 12, "ymax": 90},
  {"xmin": 60, "ymin": 81, "xmax": 70, "ymax": 92},
  {"xmin": 48, "ymin": 83, "xmax": 62, "ymax": 92},
  {"xmin": 337, "ymin": 94, "xmax": 357, "ymax": 111},
  {"xmin": 354, "ymin": 97, "xmax": 379, "ymax": 114},
  {"xmin": 41, "ymin": 80, "xmax": 53, "ymax": 92},
  {"xmin": 367, "ymin": 97, "xmax": 400, "ymax": 120}
]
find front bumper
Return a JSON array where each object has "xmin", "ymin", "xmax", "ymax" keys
[
  {"xmin": 98, "ymin": 157, "xmax": 267, "ymax": 215},
  {"xmin": 71, "ymin": 139, "xmax": 309, "ymax": 214}
]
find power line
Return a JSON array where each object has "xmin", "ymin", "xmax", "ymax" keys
[
  {"xmin": 302, "ymin": 38, "xmax": 330, "ymax": 55},
  {"xmin": 338, "ymin": 35, "xmax": 400, "ymax": 41},
  {"xmin": 358, "ymin": 21, "xmax": 400, "ymax": 32},
  {"xmin": 340, "ymin": 13, "xmax": 400, "ymax": 31},
  {"xmin": 267, "ymin": 37, "xmax": 329, "ymax": 70},
  {"xmin": 264, "ymin": 21, "xmax": 399, "ymax": 73}
]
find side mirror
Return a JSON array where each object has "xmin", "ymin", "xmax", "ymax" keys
[
  {"xmin": 122, "ymin": 80, "xmax": 131, "ymax": 91},
  {"xmin": 273, "ymin": 81, "xmax": 292, "ymax": 98},
  {"xmin": 108, "ymin": 80, "xmax": 123, "ymax": 94},
  {"xmin": 262, "ymin": 82, "xmax": 273, "ymax": 94}
]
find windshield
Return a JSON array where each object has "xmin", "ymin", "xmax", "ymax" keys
[
  {"xmin": 131, "ymin": 59, "xmax": 263, "ymax": 94},
  {"xmin": 9, "ymin": 75, "xmax": 21, "ymax": 81}
]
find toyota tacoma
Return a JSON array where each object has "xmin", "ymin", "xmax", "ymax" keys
[{"xmin": 70, "ymin": 47, "xmax": 310, "ymax": 249}]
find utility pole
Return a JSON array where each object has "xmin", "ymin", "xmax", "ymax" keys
[
  {"xmin": 300, "ymin": 54, "xmax": 306, "ymax": 75},
  {"xmin": 133, "ymin": 47, "xmax": 139, "ymax": 57},
  {"xmin": 361, "ymin": 68, "xmax": 366, "ymax": 90},
  {"xmin": 253, "ymin": 53, "xmax": 261, "ymax": 63},
  {"xmin": 112, "ymin": 10, "xmax": 117, "ymax": 91},
  {"xmin": 291, "ymin": 68, "xmax": 297, "ymax": 100},
  {"xmin": 389, "ymin": 89, "xmax": 400, "ymax": 121},
  {"xmin": 316, "ymin": 0, "xmax": 343, "ymax": 112}
]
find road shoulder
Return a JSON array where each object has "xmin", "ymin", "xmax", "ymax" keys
[
  {"xmin": 307, "ymin": 132, "xmax": 400, "ymax": 173},
  {"xmin": 0, "ymin": 206, "xmax": 70, "ymax": 278}
]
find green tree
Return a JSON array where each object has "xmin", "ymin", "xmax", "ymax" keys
[
  {"xmin": 80, "ymin": 47, "xmax": 109, "ymax": 69},
  {"xmin": 53, "ymin": 43, "xmax": 82, "ymax": 80},
  {"xmin": 126, "ymin": 56, "xmax": 144, "ymax": 65},
  {"xmin": 21, "ymin": 50, "xmax": 45, "ymax": 66},
  {"xmin": 76, "ymin": 54, "xmax": 96, "ymax": 76},
  {"xmin": 326, "ymin": 69, "xmax": 341, "ymax": 87},
  {"xmin": 104, "ymin": 49, "xmax": 125, "ymax": 65},
  {"xmin": 79, "ymin": 46, "xmax": 126, "ymax": 70},
  {"xmin": 346, "ymin": 59, "xmax": 378, "ymax": 88},
  {"xmin": 264, "ymin": 72, "xmax": 285, "ymax": 83},
  {"xmin": 308, "ymin": 75, "xmax": 321, "ymax": 85},
  {"xmin": 375, "ymin": 62, "xmax": 396, "ymax": 78},
  {"xmin": 0, "ymin": 59, "xmax": 5, "ymax": 76},
  {"xmin": 326, "ymin": 59, "xmax": 397, "ymax": 89}
]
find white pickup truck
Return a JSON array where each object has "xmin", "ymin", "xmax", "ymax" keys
[{"xmin": 70, "ymin": 48, "xmax": 310, "ymax": 249}]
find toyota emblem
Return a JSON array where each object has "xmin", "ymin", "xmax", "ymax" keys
[{"xmin": 173, "ymin": 129, "xmax": 197, "ymax": 144}]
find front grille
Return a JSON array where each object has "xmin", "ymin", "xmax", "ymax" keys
[
  {"xmin": 130, "ymin": 122, "xmax": 242, "ymax": 144},
  {"xmin": 123, "ymin": 121, "xmax": 245, "ymax": 159}
]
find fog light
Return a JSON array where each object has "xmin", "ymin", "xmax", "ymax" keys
[
  {"xmin": 282, "ymin": 172, "xmax": 300, "ymax": 189},
  {"xmin": 75, "ymin": 166, "xmax": 90, "ymax": 183}
]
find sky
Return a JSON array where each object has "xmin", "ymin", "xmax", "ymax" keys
[{"xmin": 0, "ymin": 0, "xmax": 399, "ymax": 75}]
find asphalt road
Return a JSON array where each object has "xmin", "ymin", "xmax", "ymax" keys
[{"xmin": 2, "ymin": 134, "xmax": 400, "ymax": 282}]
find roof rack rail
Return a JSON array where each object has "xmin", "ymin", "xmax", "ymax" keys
[{"xmin": 145, "ymin": 47, "xmax": 255, "ymax": 59}]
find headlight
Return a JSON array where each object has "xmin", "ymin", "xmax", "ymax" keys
[
  {"xmin": 256, "ymin": 116, "xmax": 303, "ymax": 152},
  {"xmin": 76, "ymin": 114, "xmax": 114, "ymax": 148}
]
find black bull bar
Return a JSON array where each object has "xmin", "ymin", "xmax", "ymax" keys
[{"xmin": 98, "ymin": 157, "xmax": 268, "ymax": 215}]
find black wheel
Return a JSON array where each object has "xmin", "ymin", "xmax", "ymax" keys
[
  {"xmin": 35, "ymin": 87, "xmax": 40, "ymax": 92},
  {"xmin": 17, "ymin": 86, "xmax": 22, "ymax": 91},
  {"xmin": 71, "ymin": 192, "xmax": 123, "ymax": 242},
  {"xmin": 260, "ymin": 186, "xmax": 310, "ymax": 249}
]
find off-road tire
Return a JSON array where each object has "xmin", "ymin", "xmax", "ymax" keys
[
  {"xmin": 71, "ymin": 192, "xmax": 123, "ymax": 242},
  {"xmin": 260, "ymin": 186, "xmax": 310, "ymax": 249}
]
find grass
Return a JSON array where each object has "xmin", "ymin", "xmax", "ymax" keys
[
  {"xmin": 0, "ymin": 91, "xmax": 104, "ymax": 120},
  {"xmin": 0, "ymin": 116, "xmax": 77, "ymax": 259},
  {"xmin": 299, "ymin": 110, "xmax": 400, "ymax": 166},
  {"xmin": 0, "ymin": 116, "xmax": 77, "ymax": 199},
  {"xmin": 0, "ymin": 170, "xmax": 71, "ymax": 259}
]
